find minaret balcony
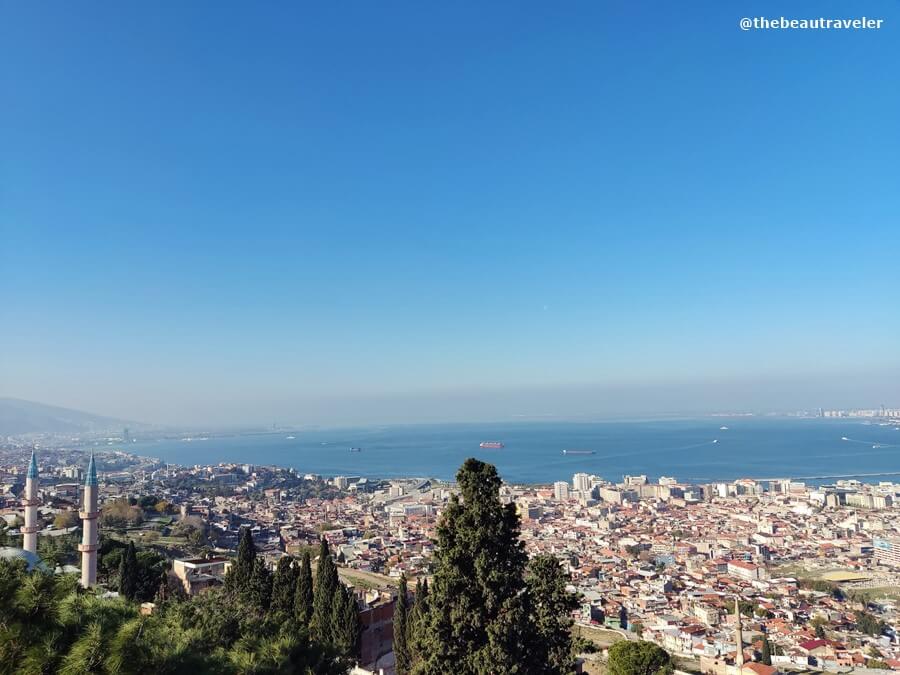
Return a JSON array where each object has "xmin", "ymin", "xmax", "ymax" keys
[
  {"xmin": 79, "ymin": 511, "xmax": 100, "ymax": 519},
  {"xmin": 21, "ymin": 525, "xmax": 40, "ymax": 534},
  {"xmin": 78, "ymin": 543, "xmax": 100, "ymax": 552},
  {"xmin": 21, "ymin": 498, "xmax": 41, "ymax": 507}
]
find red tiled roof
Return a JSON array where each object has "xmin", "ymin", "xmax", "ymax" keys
[{"xmin": 799, "ymin": 639, "xmax": 827, "ymax": 651}]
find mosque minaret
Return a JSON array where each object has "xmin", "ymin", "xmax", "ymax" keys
[
  {"xmin": 21, "ymin": 448, "xmax": 40, "ymax": 555},
  {"xmin": 78, "ymin": 452, "xmax": 100, "ymax": 587}
]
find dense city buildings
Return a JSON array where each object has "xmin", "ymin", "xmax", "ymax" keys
[{"xmin": 3, "ymin": 429, "xmax": 900, "ymax": 673}]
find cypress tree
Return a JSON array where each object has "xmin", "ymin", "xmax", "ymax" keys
[
  {"xmin": 270, "ymin": 556, "xmax": 295, "ymax": 615},
  {"xmin": 311, "ymin": 537, "xmax": 339, "ymax": 643},
  {"xmin": 226, "ymin": 526, "xmax": 256, "ymax": 594},
  {"xmin": 295, "ymin": 549, "xmax": 314, "ymax": 625},
  {"xmin": 248, "ymin": 556, "xmax": 273, "ymax": 610},
  {"xmin": 331, "ymin": 582, "xmax": 346, "ymax": 649},
  {"xmin": 394, "ymin": 574, "xmax": 412, "ymax": 674},
  {"xmin": 118, "ymin": 541, "xmax": 138, "ymax": 600},
  {"xmin": 415, "ymin": 458, "xmax": 530, "ymax": 673},
  {"xmin": 407, "ymin": 579, "xmax": 428, "ymax": 667},
  {"xmin": 761, "ymin": 636, "xmax": 772, "ymax": 666},
  {"xmin": 337, "ymin": 584, "xmax": 361, "ymax": 659}
]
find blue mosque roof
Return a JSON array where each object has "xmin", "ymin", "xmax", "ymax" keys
[
  {"xmin": 27, "ymin": 449, "xmax": 39, "ymax": 479},
  {"xmin": 0, "ymin": 547, "xmax": 49, "ymax": 572},
  {"xmin": 85, "ymin": 452, "xmax": 98, "ymax": 487}
]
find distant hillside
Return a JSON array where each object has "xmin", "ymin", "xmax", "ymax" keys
[{"xmin": 0, "ymin": 398, "xmax": 141, "ymax": 436}]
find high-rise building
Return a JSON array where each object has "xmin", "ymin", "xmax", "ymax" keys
[
  {"xmin": 553, "ymin": 481, "xmax": 570, "ymax": 501},
  {"xmin": 874, "ymin": 537, "xmax": 900, "ymax": 568},
  {"xmin": 78, "ymin": 452, "xmax": 99, "ymax": 588},
  {"xmin": 22, "ymin": 449, "xmax": 40, "ymax": 554},
  {"xmin": 572, "ymin": 472, "xmax": 591, "ymax": 493}
]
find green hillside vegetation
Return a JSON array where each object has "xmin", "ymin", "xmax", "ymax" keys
[{"xmin": 0, "ymin": 531, "xmax": 350, "ymax": 675}]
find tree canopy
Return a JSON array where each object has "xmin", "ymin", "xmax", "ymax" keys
[
  {"xmin": 411, "ymin": 458, "xmax": 578, "ymax": 675},
  {"xmin": 607, "ymin": 640, "xmax": 674, "ymax": 675},
  {"xmin": 0, "ymin": 556, "xmax": 347, "ymax": 675}
]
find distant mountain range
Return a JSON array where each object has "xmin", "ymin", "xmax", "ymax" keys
[{"xmin": 0, "ymin": 398, "xmax": 142, "ymax": 436}]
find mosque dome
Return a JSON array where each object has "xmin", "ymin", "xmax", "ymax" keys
[{"xmin": 0, "ymin": 546, "xmax": 50, "ymax": 572}]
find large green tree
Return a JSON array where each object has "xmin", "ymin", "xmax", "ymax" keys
[
  {"xmin": 607, "ymin": 640, "xmax": 673, "ymax": 675},
  {"xmin": 413, "ymin": 458, "xmax": 573, "ymax": 674}
]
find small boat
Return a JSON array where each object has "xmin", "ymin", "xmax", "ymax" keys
[
  {"xmin": 562, "ymin": 449, "xmax": 595, "ymax": 455},
  {"xmin": 719, "ymin": 426, "xmax": 729, "ymax": 430},
  {"xmin": 285, "ymin": 436, "xmax": 296, "ymax": 440},
  {"xmin": 712, "ymin": 439, "xmax": 718, "ymax": 444},
  {"xmin": 480, "ymin": 441, "xmax": 504, "ymax": 449},
  {"xmin": 350, "ymin": 447, "xmax": 362, "ymax": 453},
  {"xmin": 841, "ymin": 437, "xmax": 849, "ymax": 441}
]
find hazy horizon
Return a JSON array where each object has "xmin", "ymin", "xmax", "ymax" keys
[{"xmin": 4, "ymin": 365, "xmax": 898, "ymax": 430}]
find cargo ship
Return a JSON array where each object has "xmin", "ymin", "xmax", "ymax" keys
[
  {"xmin": 479, "ymin": 441, "xmax": 504, "ymax": 449},
  {"xmin": 562, "ymin": 449, "xmax": 595, "ymax": 455}
]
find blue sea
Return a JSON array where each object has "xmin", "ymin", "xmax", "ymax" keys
[{"xmin": 124, "ymin": 418, "xmax": 900, "ymax": 485}]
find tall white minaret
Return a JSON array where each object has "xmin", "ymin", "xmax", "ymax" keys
[
  {"xmin": 22, "ymin": 448, "xmax": 40, "ymax": 554},
  {"xmin": 78, "ymin": 452, "xmax": 99, "ymax": 588}
]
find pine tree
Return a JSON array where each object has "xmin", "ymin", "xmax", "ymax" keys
[
  {"xmin": 118, "ymin": 542, "xmax": 138, "ymax": 600},
  {"xmin": 295, "ymin": 549, "xmax": 314, "ymax": 625},
  {"xmin": 394, "ymin": 574, "xmax": 412, "ymax": 674},
  {"xmin": 270, "ymin": 556, "xmax": 296, "ymax": 616},
  {"xmin": 311, "ymin": 538, "xmax": 339, "ymax": 643},
  {"xmin": 414, "ymin": 458, "xmax": 530, "ymax": 674},
  {"xmin": 761, "ymin": 635, "xmax": 772, "ymax": 666}
]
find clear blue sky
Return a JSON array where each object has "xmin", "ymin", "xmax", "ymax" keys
[{"xmin": 2, "ymin": 1, "xmax": 899, "ymax": 426}]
